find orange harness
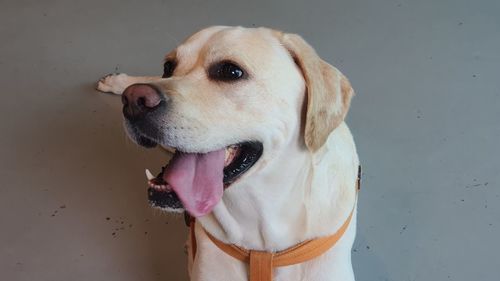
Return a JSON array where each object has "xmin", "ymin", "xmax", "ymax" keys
[{"xmin": 187, "ymin": 166, "xmax": 361, "ymax": 281}]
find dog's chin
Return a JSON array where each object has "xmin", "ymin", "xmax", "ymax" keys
[
  {"xmin": 147, "ymin": 187, "xmax": 184, "ymax": 212},
  {"xmin": 136, "ymin": 132, "xmax": 263, "ymax": 215}
]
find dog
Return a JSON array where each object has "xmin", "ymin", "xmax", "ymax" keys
[{"xmin": 97, "ymin": 26, "xmax": 360, "ymax": 281}]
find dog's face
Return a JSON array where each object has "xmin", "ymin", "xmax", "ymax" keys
[
  {"xmin": 122, "ymin": 26, "xmax": 354, "ymax": 217},
  {"xmin": 128, "ymin": 27, "xmax": 303, "ymax": 152}
]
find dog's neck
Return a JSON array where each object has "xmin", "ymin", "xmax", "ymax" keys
[{"xmin": 199, "ymin": 122, "xmax": 359, "ymax": 251}]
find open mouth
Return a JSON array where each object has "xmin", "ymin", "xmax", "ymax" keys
[{"xmin": 146, "ymin": 142, "xmax": 263, "ymax": 217}]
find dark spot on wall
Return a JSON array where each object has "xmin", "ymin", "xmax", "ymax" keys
[
  {"xmin": 50, "ymin": 209, "xmax": 59, "ymax": 217},
  {"xmin": 400, "ymin": 225, "xmax": 408, "ymax": 234},
  {"xmin": 465, "ymin": 180, "xmax": 488, "ymax": 188}
]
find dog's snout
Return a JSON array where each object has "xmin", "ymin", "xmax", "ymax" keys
[{"xmin": 122, "ymin": 84, "xmax": 164, "ymax": 119}]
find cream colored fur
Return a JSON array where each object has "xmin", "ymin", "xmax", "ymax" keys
[{"xmin": 97, "ymin": 26, "xmax": 359, "ymax": 281}]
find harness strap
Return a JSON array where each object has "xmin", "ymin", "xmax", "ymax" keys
[
  {"xmin": 250, "ymin": 251, "xmax": 273, "ymax": 281},
  {"xmin": 203, "ymin": 205, "xmax": 355, "ymax": 281},
  {"xmin": 188, "ymin": 165, "xmax": 362, "ymax": 281}
]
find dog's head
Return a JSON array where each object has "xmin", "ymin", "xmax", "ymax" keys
[{"xmin": 122, "ymin": 26, "xmax": 354, "ymax": 217}]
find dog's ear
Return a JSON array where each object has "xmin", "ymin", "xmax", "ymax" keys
[{"xmin": 278, "ymin": 33, "xmax": 355, "ymax": 152}]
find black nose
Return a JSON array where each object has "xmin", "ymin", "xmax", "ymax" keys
[{"xmin": 122, "ymin": 84, "xmax": 164, "ymax": 120}]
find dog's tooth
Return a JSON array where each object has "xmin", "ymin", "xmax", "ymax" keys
[
  {"xmin": 154, "ymin": 184, "xmax": 165, "ymax": 190},
  {"xmin": 145, "ymin": 169, "xmax": 155, "ymax": 180}
]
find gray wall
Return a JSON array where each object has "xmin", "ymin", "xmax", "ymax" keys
[{"xmin": 1, "ymin": 0, "xmax": 499, "ymax": 280}]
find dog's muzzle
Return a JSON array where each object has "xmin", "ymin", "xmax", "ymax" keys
[{"xmin": 121, "ymin": 83, "xmax": 264, "ymax": 217}]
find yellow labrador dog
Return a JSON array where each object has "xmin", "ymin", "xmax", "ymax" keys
[{"xmin": 97, "ymin": 26, "xmax": 360, "ymax": 281}]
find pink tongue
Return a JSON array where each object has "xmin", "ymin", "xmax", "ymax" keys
[{"xmin": 163, "ymin": 149, "xmax": 225, "ymax": 217}]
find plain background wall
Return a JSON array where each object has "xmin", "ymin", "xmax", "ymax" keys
[{"xmin": 1, "ymin": 0, "xmax": 499, "ymax": 280}]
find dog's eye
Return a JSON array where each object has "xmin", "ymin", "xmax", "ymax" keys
[
  {"xmin": 208, "ymin": 61, "xmax": 246, "ymax": 82},
  {"xmin": 163, "ymin": 60, "xmax": 176, "ymax": 78}
]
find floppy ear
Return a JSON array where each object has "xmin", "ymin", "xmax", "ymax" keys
[{"xmin": 278, "ymin": 33, "xmax": 355, "ymax": 152}]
